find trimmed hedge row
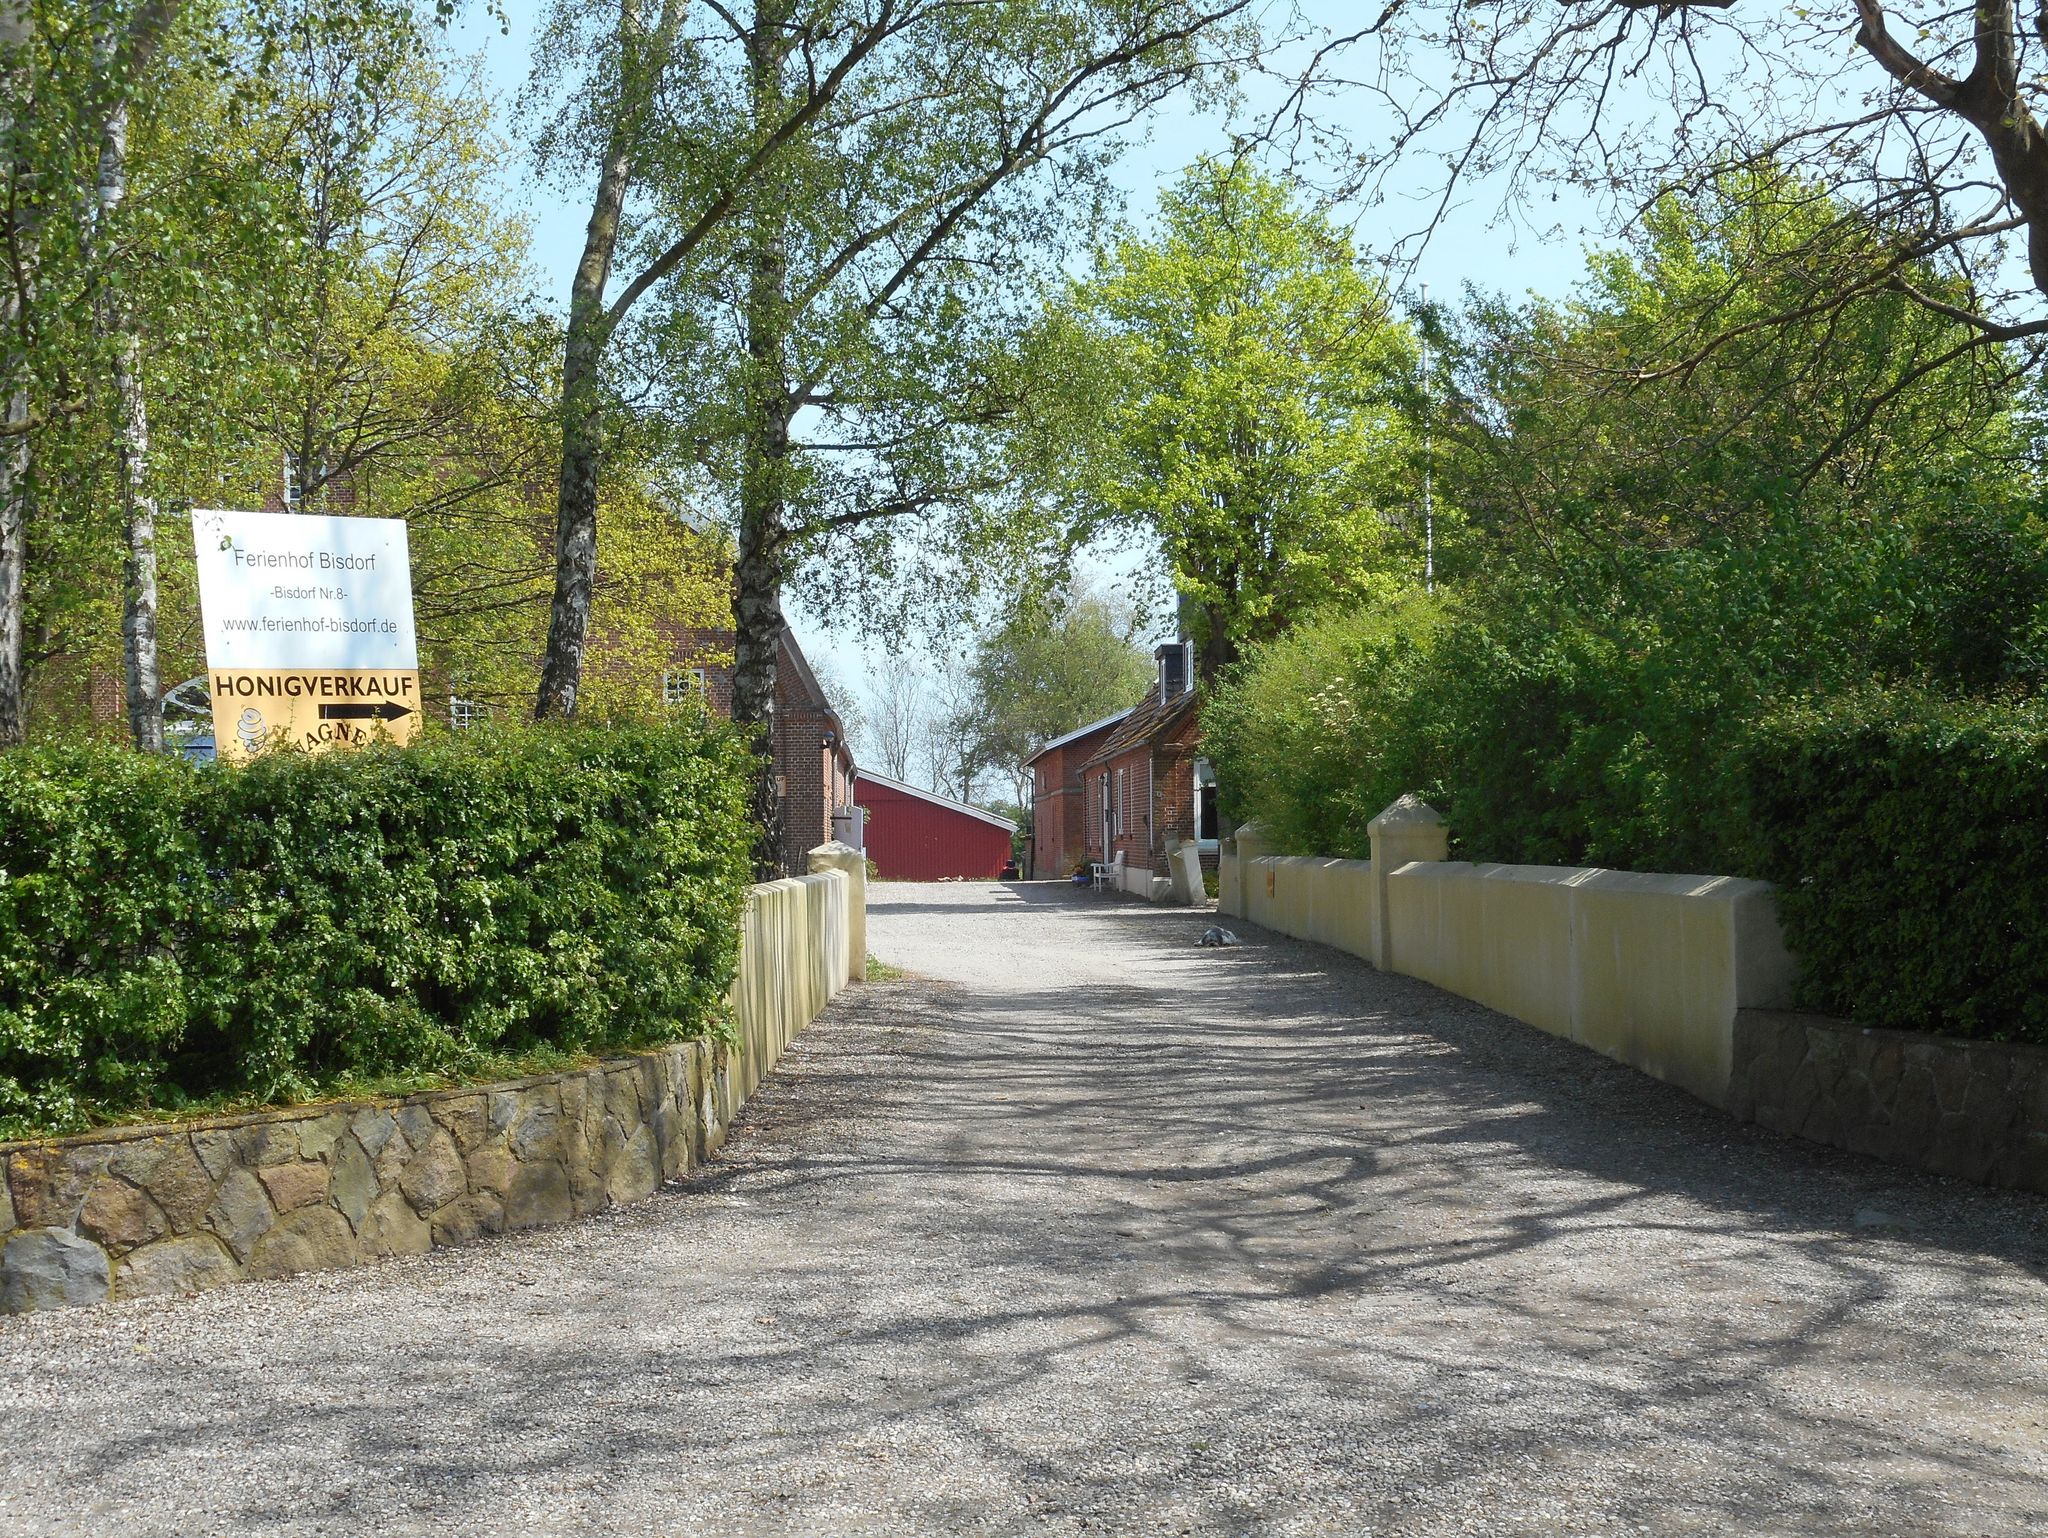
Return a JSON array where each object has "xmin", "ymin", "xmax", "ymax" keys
[
  {"xmin": 1736, "ymin": 693, "xmax": 2048, "ymax": 1046},
  {"xmin": 0, "ymin": 720, "xmax": 756, "ymax": 1138}
]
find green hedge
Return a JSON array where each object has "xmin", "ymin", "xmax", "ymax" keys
[
  {"xmin": 1202, "ymin": 597, "xmax": 1442, "ymax": 860},
  {"xmin": 0, "ymin": 720, "xmax": 755, "ymax": 1138},
  {"xmin": 1736, "ymin": 693, "xmax": 2048, "ymax": 1045}
]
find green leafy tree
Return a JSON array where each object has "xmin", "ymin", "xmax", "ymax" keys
[
  {"xmin": 526, "ymin": 0, "xmax": 1258, "ymax": 871},
  {"xmin": 0, "ymin": 2, "xmax": 733, "ymax": 748},
  {"xmin": 963, "ymin": 582, "xmax": 1153, "ymax": 803},
  {"xmin": 1208, "ymin": 174, "xmax": 2048, "ymax": 872},
  {"xmin": 1051, "ymin": 159, "xmax": 1422, "ymax": 685}
]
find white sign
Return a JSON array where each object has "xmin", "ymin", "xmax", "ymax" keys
[
  {"xmin": 193, "ymin": 509, "xmax": 418, "ymax": 669},
  {"xmin": 191, "ymin": 509, "xmax": 421, "ymax": 760}
]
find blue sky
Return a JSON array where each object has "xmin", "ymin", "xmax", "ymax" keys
[{"xmin": 444, "ymin": 1, "xmax": 1608, "ymax": 727}]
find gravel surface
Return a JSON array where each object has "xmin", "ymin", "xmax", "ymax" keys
[{"xmin": 4, "ymin": 879, "xmax": 2047, "ymax": 1536}]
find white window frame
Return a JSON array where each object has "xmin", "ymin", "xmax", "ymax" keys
[
  {"xmin": 449, "ymin": 696, "xmax": 486, "ymax": 730},
  {"xmin": 662, "ymin": 668, "xmax": 706, "ymax": 705}
]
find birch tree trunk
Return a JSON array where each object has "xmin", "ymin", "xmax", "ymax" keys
[
  {"xmin": 534, "ymin": 130, "xmax": 631, "ymax": 719},
  {"xmin": 0, "ymin": 385, "xmax": 30, "ymax": 751},
  {"xmin": 534, "ymin": 0, "xmax": 705, "ymax": 720},
  {"xmin": 0, "ymin": 0, "xmax": 33, "ymax": 748},
  {"xmin": 731, "ymin": 0, "xmax": 797, "ymax": 876},
  {"xmin": 93, "ymin": 91, "xmax": 162, "ymax": 751},
  {"xmin": 83, "ymin": 0, "xmax": 181, "ymax": 752}
]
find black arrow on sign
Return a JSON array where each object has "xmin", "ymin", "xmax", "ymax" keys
[{"xmin": 318, "ymin": 702, "xmax": 413, "ymax": 722}]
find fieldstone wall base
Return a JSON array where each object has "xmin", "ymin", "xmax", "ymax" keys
[
  {"xmin": 1730, "ymin": 1010, "xmax": 2048, "ymax": 1195},
  {"xmin": 0, "ymin": 1044, "xmax": 719, "ymax": 1315},
  {"xmin": 1, "ymin": 862, "xmax": 857, "ymax": 1316}
]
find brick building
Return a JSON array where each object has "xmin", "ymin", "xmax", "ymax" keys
[
  {"xmin": 1076, "ymin": 642, "xmax": 1218, "ymax": 879},
  {"xmin": 1023, "ymin": 710, "xmax": 1129, "ymax": 879},
  {"xmin": 660, "ymin": 624, "xmax": 858, "ymax": 876}
]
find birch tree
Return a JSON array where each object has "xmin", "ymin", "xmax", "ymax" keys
[
  {"xmin": 80, "ymin": 0, "xmax": 189, "ymax": 751},
  {"xmin": 0, "ymin": 0, "xmax": 32, "ymax": 746},
  {"xmin": 527, "ymin": 4, "xmax": 1260, "ymax": 859},
  {"xmin": 598, "ymin": 0, "xmax": 1260, "ymax": 869}
]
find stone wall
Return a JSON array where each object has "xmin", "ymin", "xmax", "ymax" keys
[
  {"xmin": 0, "ymin": 855, "xmax": 864, "ymax": 1315},
  {"xmin": 1729, "ymin": 1011, "xmax": 2048, "ymax": 1195}
]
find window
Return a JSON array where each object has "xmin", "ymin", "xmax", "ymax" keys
[
  {"xmin": 662, "ymin": 668, "xmax": 706, "ymax": 705},
  {"xmin": 449, "ymin": 696, "xmax": 486, "ymax": 730},
  {"xmin": 282, "ymin": 450, "xmax": 328, "ymax": 512},
  {"xmin": 1113, "ymin": 767, "xmax": 1125, "ymax": 837}
]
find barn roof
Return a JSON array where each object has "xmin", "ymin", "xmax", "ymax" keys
[
  {"xmin": 855, "ymin": 771, "xmax": 1019, "ymax": 831},
  {"xmin": 1022, "ymin": 709, "xmax": 1132, "ymax": 768}
]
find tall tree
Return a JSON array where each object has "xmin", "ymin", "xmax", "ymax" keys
[
  {"xmin": 1052, "ymin": 159, "xmax": 1418, "ymax": 684},
  {"xmin": 528, "ymin": 0, "xmax": 918, "ymax": 722},
  {"xmin": 0, "ymin": 0, "xmax": 33, "ymax": 746},
  {"xmin": 964, "ymin": 581, "xmax": 1152, "ymax": 803},
  {"xmin": 528, "ymin": 0, "xmax": 1258, "ymax": 867},
  {"xmin": 82, "ymin": 0, "xmax": 189, "ymax": 751},
  {"xmin": 671, "ymin": 1, "xmax": 1258, "ymax": 869}
]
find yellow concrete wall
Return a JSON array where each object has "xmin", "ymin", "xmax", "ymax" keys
[
  {"xmin": 1386, "ymin": 864, "xmax": 1581, "ymax": 1040},
  {"xmin": 1233, "ymin": 853, "xmax": 1378, "ymax": 965},
  {"xmin": 710, "ymin": 865, "xmax": 856, "ymax": 1150},
  {"xmin": 1567, "ymin": 871, "xmax": 1794, "ymax": 1106},
  {"xmin": 1229, "ymin": 848, "xmax": 1798, "ymax": 1110}
]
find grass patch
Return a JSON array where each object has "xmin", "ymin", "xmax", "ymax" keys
[{"xmin": 866, "ymin": 955, "xmax": 908, "ymax": 981}]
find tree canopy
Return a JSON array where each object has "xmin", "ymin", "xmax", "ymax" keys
[{"xmin": 1045, "ymin": 159, "xmax": 1420, "ymax": 682}]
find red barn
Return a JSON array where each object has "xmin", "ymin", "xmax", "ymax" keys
[{"xmin": 855, "ymin": 771, "xmax": 1017, "ymax": 881}]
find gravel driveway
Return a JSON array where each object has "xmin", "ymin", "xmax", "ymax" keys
[{"xmin": 3, "ymin": 880, "xmax": 2046, "ymax": 1536}]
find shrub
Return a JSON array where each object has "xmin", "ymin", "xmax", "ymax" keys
[
  {"xmin": 0, "ymin": 719, "xmax": 755, "ymax": 1137},
  {"xmin": 1735, "ymin": 692, "xmax": 2048, "ymax": 1044},
  {"xmin": 1202, "ymin": 595, "xmax": 1442, "ymax": 859}
]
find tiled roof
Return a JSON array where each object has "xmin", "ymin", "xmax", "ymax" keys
[{"xmin": 1077, "ymin": 684, "xmax": 1198, "ymax": 772}]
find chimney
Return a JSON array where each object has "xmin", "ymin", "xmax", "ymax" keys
[{"xmin": 1156, "ymin": 641, "xmax": 1190, "ymax": 703}]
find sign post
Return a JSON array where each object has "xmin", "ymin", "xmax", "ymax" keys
[{"xmin": 193, "ymin": 509, "xmax": 421, "ymax": 762}]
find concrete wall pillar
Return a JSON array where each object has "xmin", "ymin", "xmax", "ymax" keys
[
  {"xmin": 1368, "ymin": 795, "xmax": 1446, "ymax": 970},
  {"xmin": 807, "ymin": 841, "xmax": 868, "ymax": 981}
]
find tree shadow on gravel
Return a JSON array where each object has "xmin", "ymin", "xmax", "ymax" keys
[{"xmin": 11, "ymin": 883, "xmax": 2048, "ymax": 1538}]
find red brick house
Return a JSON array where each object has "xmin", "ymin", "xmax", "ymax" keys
[
  {"xmin": 855, "ymin": 771, "xmax": 1017, "ymax": 880},
  {"xmin": 1023, "ymin": 710, "xmax": 1129, "ymax": 879},
  {"xmin": 666, "ymin": 624, "xmax": 859, "ymax": 876},
  {"xmin": 1076, "ymin": 642, "xmax": 1218, "ymax": 882}
]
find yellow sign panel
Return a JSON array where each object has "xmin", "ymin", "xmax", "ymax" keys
[
  {"xmin": 209, "ymin": 669, "xmax": 422, "ymax": 763},
  {"xmin": 193, "ymin": 509, "xmax": 421, "ymax": 762}
]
